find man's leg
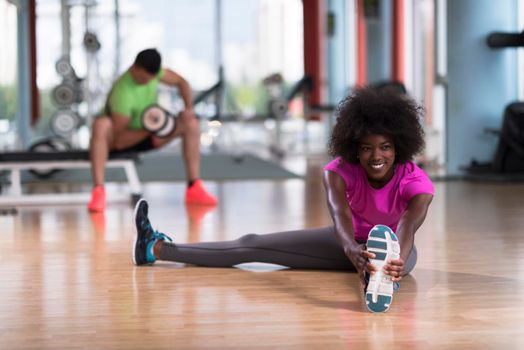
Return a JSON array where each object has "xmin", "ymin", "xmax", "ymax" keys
[
  {"xmin": 153, "ymin": 111, "xmax": 200, "ymax": 180},
  {"xmin": 88, "ymin": 117, "xmax": 114, "ymax": 212},
  {"xmin": 90, "ymin": 117, "xmax": 113, "ymax": 187},
  {"xmin": 153, "ymin": 111, "xmax": 217, "ymax": 205}
]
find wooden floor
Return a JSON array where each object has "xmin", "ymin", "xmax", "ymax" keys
[{"xmin": 2, "ymin": 159, "xmax": 524, "ymax": 349}]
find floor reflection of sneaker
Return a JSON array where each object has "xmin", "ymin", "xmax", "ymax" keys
[
  {"xmin": 89, "ymin": 211, "xmax": 106, "ymax": 234},
  {"xmin": 185, "ymin": 203, "xmax": 216, "ymax": 223},
  {"xmin": 185, "ymin": 180, "xmax": 218, "ymax": 206},
  {"xmin": 365, "ymin": 224, "xmax": 400, "ymax": 313},
  {"xmin": 185, "ymin": 203, "xmax": 216, "ymax": 242},
  {"xmin": 88, "ymin": 185, "xmax": 106, "ymax": 212},
  {"xmin": 132, "ymin": 199, "xmax": 173, "ymax": 266}
]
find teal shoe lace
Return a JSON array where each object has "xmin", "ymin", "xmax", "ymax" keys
[
  {"xmin": 152, "ymin": 230, "xmax": 173, "ymax": 243},
  {"xmin": 141, "ymin": 220, "xmax": 173, "ymax": 243},
  {"xmin": 143, "ymin": 226, "xmax": 173, "ymax": 263}
]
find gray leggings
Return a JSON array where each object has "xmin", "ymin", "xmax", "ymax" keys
[{"xmin": 160, "ymin": 226, "xmax": 418, "ymax": 274}]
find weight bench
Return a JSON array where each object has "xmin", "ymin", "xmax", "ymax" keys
[{"xmin": 0, "ymin": 151, "xmax": 142, "ymax": 206}]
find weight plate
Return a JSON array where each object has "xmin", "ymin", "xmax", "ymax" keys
[
  {"xmin": 156, "ymin": 115, "xmax": 176, "ymax": 138},
  {"xmin": 142, "ymin": 105, "xmax": 168, "ymax": 132},
  {"xmin": 55, "ymin": 56, "xmax": 73, "ymax": 77},
  {"xmin": 50, "ymin": 110, "xmax": 79, "ymax": 136},
  {"xmin": 52, "ymin": 83, "xmax": 76, "ymax": 107}
]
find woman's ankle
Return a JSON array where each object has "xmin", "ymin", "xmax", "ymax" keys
[{"xmin": 153, "ymin": 241, "xmax": 164, "ymax": 259}]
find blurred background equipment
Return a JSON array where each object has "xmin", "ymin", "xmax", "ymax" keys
[{"xmin": 465, "ymin": 30, "xmax": 524, "ymax": 177}]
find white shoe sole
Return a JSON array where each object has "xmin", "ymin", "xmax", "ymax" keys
[{"xmin": 365, "ymin": 225, "xmax": 400, "ymax": 313}]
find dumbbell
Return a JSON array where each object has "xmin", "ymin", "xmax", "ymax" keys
[{"xmin": 141, "ymin": 104, "xmax": 177, "ymax": 138}]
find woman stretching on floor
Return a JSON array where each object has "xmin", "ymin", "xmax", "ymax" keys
[{"xmin": 131, "ymin": 86, "xmax": 434, "ymax": 313}]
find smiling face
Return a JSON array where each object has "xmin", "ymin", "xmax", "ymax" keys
[{"xmin": 357, "ymin": 134, "xmax": 396, "ymax": 188}]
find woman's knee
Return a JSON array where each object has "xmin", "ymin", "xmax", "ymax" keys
[
  {"xmin": 237, "ymin": 233, "xmax": 260, "ymax": 246},
  {"xmin": 403, "ymin": 245, "xmax": 418, "ymax": 275}
]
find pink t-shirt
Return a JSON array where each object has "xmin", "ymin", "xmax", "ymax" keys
[{"xmin": 324, "ymin": 158, "xmax": 434, "ymax": 241}]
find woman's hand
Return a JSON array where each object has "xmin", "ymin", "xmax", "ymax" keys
[
  {"xmin": 345, "ymin": 243, "xmax": 379, "ymax": 286},
  {"xmin": 383, "ymin": 258, "xmax": 405, "ymax": 282},
  {"xmin": 347, "ymin": 244, "xmax": 406, "ymax": 284}
]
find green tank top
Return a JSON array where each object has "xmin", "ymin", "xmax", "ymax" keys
[{"xmin": 104, "ymin": 69, "xmax": 165, "ymax": 129}]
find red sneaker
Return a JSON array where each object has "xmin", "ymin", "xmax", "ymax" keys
[
  {"xmin": 88, "ymin": 185, "xmax": 106, "ymax": 212},
  {"xmin": 185, "ymin": 180, "xmax": 218, "ymax": 206}
]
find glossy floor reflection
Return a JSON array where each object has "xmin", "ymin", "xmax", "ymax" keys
[{"xmin": 1, "ymin": 167, "xmax": 524, "ymax": 348}]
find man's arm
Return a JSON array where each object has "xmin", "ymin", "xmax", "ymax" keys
[
  {"xmin": 384, "ymin": 193, "xmax": 433, "ymax": 281},
  {"xmin": 160, "ymin": 68, "xmax": 193, "ymax": 112},
  {"xmin": 111, "ymin": 112, "xmax": 150, "ymax": 150}
]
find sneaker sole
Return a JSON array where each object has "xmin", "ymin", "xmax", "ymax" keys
[
  {"xmin": 185, "ymin": 198, "xmax": 217, "ymax": 206},
  {"xmin": 131, "ymin": 198, "xmax": 146, "ymax": 266},
  {"xmin": 365, "ymin": 224, "xmax": 400, "ymax": 313}
]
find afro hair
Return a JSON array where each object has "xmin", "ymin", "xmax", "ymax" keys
[{"xmin": 328, "ymin": 86, "xmax": 425, "ymax": 164}]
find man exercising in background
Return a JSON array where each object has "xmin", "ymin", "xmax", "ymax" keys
[{"xmin": 88, "ymin": 48, "xmax": 217, "ymax": 212}]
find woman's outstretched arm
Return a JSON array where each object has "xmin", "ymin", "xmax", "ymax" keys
[
  {"xmin": 323, "ymin": 170, "xmax": 377, "ymax": 284},
  {"xmin": 385, "ymin": 193, "xmax": 433, "ymax": 281}
]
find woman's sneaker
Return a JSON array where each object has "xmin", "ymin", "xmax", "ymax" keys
[
  {"xmin": 132, "ymin": 199, "xmax": 173, "ymax": 266},
  {"xmin": 365, "ymin": 224, "xmax": 400, "ymax": 312}
]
